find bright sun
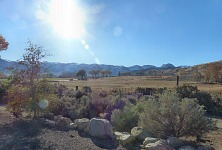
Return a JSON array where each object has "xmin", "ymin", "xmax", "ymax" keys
[{"xmin": 48, "ymin": 0, "xmax": 86, "ymax": 39}]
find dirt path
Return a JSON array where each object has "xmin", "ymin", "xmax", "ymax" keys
[{"xmin": 201, "ymin": 118, "xmax": 222, "ymax": 150}]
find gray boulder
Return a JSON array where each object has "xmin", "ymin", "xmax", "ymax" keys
[
  {"xmin": 198, "ymin": 146, "xmax": 214, "ymax": 150},
  {"xmin": 131, "ymin": 127, "xmax": 152, "ymax": 141},
  {"xmin": 88, "ymin": 118, "xmax": 113, "ymax": 138},
  {"xmin": 56, "ymin": 117, "xmax": 72, "ymax": 130},
  {"xmin": 167, "ymin": 137, "xmax": 184, "ymax": 148},
  {"xmin": 179, "ymin": 145, "xmax": 197, "ymax": 150},
  {"xmin": 77, "ymin": 118, "xmax": 90, "ymax": 130}
]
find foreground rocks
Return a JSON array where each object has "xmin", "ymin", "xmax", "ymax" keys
[{"xmin": 89, "ymin": 118, "xmax": 113, "ymax": 138}]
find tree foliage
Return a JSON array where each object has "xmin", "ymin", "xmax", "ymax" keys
[
  {"xmin": 19, "ymin": 40, "xmax": 50, "ymax": 84},
  {"xmin": 76, "ymin": 69, "xmax": 86, "ymax": 80},
  {"xmin": 0, "ymin": 35, "xmax": 9, "ymax": 51},
  {"xmin": 8, "ymin": 40, "xmax": 51, "ymax": 117}
]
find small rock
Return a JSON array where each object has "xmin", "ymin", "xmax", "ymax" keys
[
  {"xmin": 145, "ymin": 140, "xmax": 173, "ymax": 150},
  {"xmin": 44, "ymin": 113, "xmax": 54, "ymax": 120},
  {"xmin": 119, "ymin": 133, "xmax": 136, "ymax": 146},
  {"xmin": 70, "ymin": 122, "xmax": 77, "ymax": 129},
  {"xmin": 131, "ymin": 127, "xmax": 152, "ymax": 141},
  {"xmin": 54, "ymin": 115, "xmax": 62, "ymax": 121},
  {"xmin": 114, "ymin": 131, "xmax": 123, "ymax": 140},
  {"xmin": 44, "ymin": 119, "xmax": 56, "ymax": 127},
  {"xmin": 179, "ymin": 145, "xmax": 197, "ymax": 150},
  {"xmin": 56, "ymin": 117, "xmax": 72, "ymax": 130},
  {"xmin": 143, "ymin": 137, "xmax": 160, "ymax": 145},
  {"xmin": 77, "ymin": 118, "xmax": 90, "ymax": 130},
  {"xmin": 167, "ymin": 137, "xmax": 184, "ymax": 148}
]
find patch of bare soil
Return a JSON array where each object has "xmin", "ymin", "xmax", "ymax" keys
[
  {"xmin": 0, "ymin": 105, "xmax": 125, "ymax": 150},
  {"xmin": 200, "ymin": 118, "xmax": 222, "ymax": 150}
]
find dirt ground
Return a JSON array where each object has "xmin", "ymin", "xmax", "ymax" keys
[{"xmin": 0, "ymin": 105, "xmax": 124, "ymax": 150}]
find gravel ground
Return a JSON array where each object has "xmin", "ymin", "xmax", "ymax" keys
[{"xmin": 0, "ymin": 106, "xmax": 125, "ymax": 150}]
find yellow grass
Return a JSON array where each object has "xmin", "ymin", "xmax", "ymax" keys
[{"xmin": 48, "ymin": 76, "xmax": 222, "ymax": 94}]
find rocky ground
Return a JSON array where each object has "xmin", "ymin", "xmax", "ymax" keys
[
  {"xmin": 1, "ymin": 105, "xmax": 222, "ymax": 150},
  {"xmin": 0, "ymin": 105, "xmax": 125, "ymax": 150}
]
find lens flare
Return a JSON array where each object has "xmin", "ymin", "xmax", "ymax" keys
[{"xmin": 38, "ymin": 99, "xmax": 49, "ymax": 109}]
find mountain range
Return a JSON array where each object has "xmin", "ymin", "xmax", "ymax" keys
[{"xmin": 0, "ymin": 58, "xmax": 190, "ymax": 76}]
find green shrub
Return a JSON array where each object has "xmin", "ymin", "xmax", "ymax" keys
[
  {"xmin": 111, "ymin": 104, "xmax": 139, "ymax": 132},
  {"xmin": 0, "ymin": 81, "xmax": 10, "ymax": 103},
  {"xmin": 138, "ymin": 92, "xmax": 215, "ymax": 138},
  {"xmin": 176, "ymin": 84, "xmax": 222, "ymax": 115}
]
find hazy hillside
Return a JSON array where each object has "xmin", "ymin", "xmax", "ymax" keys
[{"xmin": 0, "ymin": 58, "xmax": 191, "ymax": 76}]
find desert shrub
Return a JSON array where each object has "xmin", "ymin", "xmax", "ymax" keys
[
  {"xmin": 138, "ymin": 92, "xmax": 215, "ymax": 139},
  {"xmin": 0, "ymin": 81, "xmax": 10, "ymax": 103},
  {"xmin": 176, "ymin": 84, "xmax": 222, "ymax": 115},
  {"xmin": 50, "ymin": 94, "xmax": 92, "ymax": 119},
  {"xmin": 75, "ymin": 90, "xmax": 86, "ymax": 99},
  {"xmin": 111, "ymin": 104, "xmax": 139, "ymax": 132},
  {"xmin": 83, "ymin": 86, "xmax": 92, "ymax": 93},
  {"xmin": 54, "ymin": 84, "xmax": 68, "ymax": 98},
  {"xmin": 65, "ymin": 89, "xmax": 75, "ymax": 98},
  {"xmin": 91, "ymin": 93, "xmax": 112, "ymax": 115},
  {"xmin": 6, "ymin": 85, "xmax": 30, "ymax": 113},
  {"xmin": 176, "ymin": 85, "xmax": 198, "ymax": 98},
  {"xmin": 98, "ymin": 90, "xmax": 108, "ymax": 97}
]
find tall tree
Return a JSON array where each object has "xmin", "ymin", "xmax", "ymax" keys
[
  {"xmin": 207, "ymin": 63, "xmax": 222, "ymax": 82},
  {"xmin": 77, "ymin": 69, "xmax": 86, "ymax": 80},
  {"xmin": 19, "ymin": 40, "xmax": 50, "ymax": 116},
  {"xmin": 0, "ymin": 35, "xmax": 9, "ymax": 51}
]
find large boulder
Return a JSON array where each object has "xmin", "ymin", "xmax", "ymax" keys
[
  {"xmin": 143, "ymin": 137, "xmax": 160, "ymax": 146},
  {"xmin": 77, "ymin": 118, "xmax": 90, "ymax": 130},
  {"xmin": 56, "ymin": 117, "xmax": 72, "ymax": 130},
  {"xmin": 88, "ymin": 118, "xmax": 113, "ymax": 138},
  {"xmin": 179, "ymin": 145, "xmax": 196, "ymax": 150},
  {"xmin": 131, "ymin": 127, "xmax": 152, "ymax": 141},
  {"xmin": 145, "ymin": 140, "xmax": 173, "ymax": 150},
  {"xmin": 167, "ymin": 137, "xmax": 184, "ymax": 148}
]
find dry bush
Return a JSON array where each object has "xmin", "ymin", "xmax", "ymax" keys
[{"xmin": 139, "ymin": 92, "xmax": 215, "ymax": 139}]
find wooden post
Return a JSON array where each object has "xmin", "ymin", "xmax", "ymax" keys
[{"xmin": 177, "ymin": 76, "xmax": 179, "ymax": 86}]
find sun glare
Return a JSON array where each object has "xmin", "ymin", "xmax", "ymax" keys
[{"xmin": 48, "ymin": 0, "xmax": 86, "ymax": 39}]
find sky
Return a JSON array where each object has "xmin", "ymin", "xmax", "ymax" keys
[{"xmin": 0, "ymin": 0, "xmax": 222, "ymax": 67}]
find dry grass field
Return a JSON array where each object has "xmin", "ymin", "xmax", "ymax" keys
[{"xmin": 49, "ymin": 76, "xmax": 222, "ymax": 93}]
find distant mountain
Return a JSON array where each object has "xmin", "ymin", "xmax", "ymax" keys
[
  {"xmin": 128, "ymin": 65, "xmax": 156, "ymax": 71},
  {"xmin": 0, "ymin": 58, "xmax": 189, "ymax": 76},
  {"xmin": 161, "ymin": 63, "xmax": 175, "ymax": 69}
]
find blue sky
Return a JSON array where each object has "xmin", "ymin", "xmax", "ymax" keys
[{"xmin": 0, "ymin": 0, "xmax": 222, "ymax": 67}]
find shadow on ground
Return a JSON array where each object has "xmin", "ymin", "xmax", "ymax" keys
[
  {"xmin": 0, "ymin": 119, "xmax": 51, "ymax": 150},
  {"xmin": 77, "ymin": 130, "xmax": 120, "ymax": 149}
]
